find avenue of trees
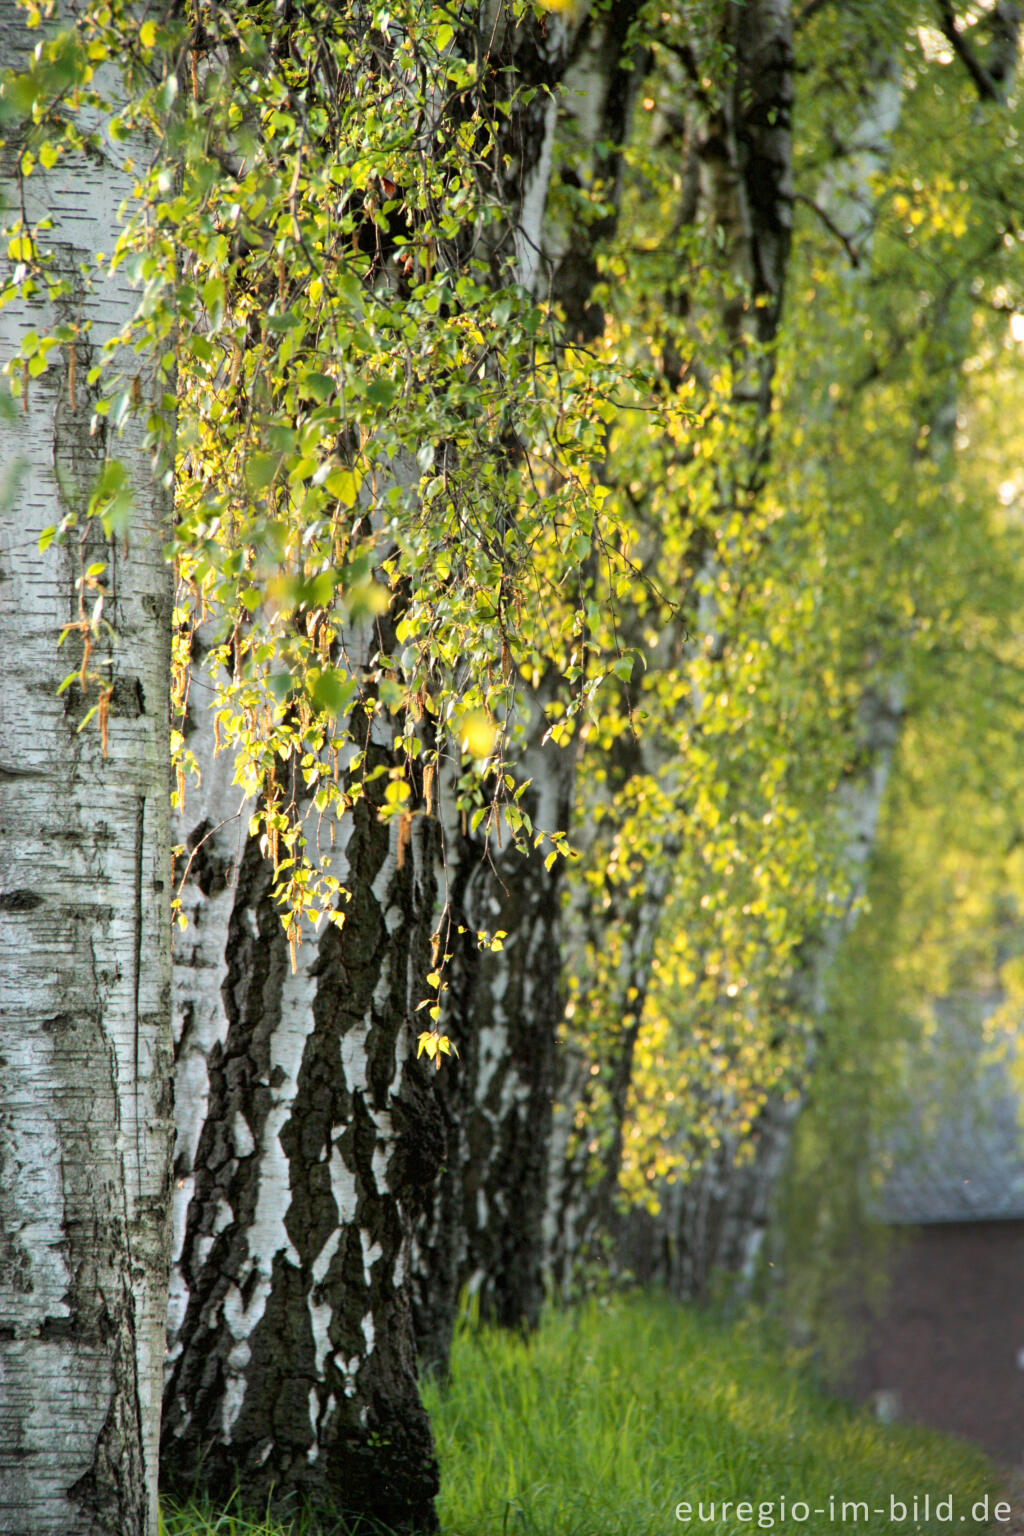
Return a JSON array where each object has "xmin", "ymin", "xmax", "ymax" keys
[{"xmin": 3, "ymin": 0, "xmax": 1024, "ymax": 1531}]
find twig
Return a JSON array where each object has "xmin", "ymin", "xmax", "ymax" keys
[{"xmin": 793, "ymin": 192, "xmax": 861, "ymax": 268}]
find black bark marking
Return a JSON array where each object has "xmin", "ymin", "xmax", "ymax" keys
[
  {"xmin": 180, "ymin": 817, "xmax": 234, "ymax": 897},
  {"xmin": 0, "ymin": 889, "xmax": 43, "ymax": 911},
  {"xmin": 162, "ymin": 835, "xmax": 287, "ymax": 1465},
  {"xmin": 413, "ymin": 770, "xmax": 569, "ymax": 1367},
  {"xmin": 164, "ymin": 766, "xmax": 443, "ymax": 1531}
]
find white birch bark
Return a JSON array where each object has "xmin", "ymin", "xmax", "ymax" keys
[
  {"xmin": 0, "ymin": 7, "xmax": 173, "ymax": 1530},
  {"xmin": 544, "ymin": 0, "xmax": 797, "ymax": 1295},
  {"xmin": 162, "ymin": 0, "xmax": 580, "ymax": 1496},
  {"xmin": 409, "ymin": 1, "xmax": 652, "ymax": 1359},
  {"xmin": 164, "ymin": 610, "xmax": 443, "ymax": 1527}
]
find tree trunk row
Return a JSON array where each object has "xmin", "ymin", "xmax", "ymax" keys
[{"xmin": 7, "ymin": 1, "xmax": 1016, "ymax": 1532}]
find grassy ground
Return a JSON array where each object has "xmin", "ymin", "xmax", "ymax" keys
[{"xmin": 162, "ymin": 1291, "xmax": 998, "ymax": 1536}]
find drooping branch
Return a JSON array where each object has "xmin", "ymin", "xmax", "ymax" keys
[
  {"xmin": 793, "ymin": 191, "xmax": 862, "ymax": 268},
  {"xmin": 936, "ymin": 0, "xmax": 1022, "ymax": 103}
]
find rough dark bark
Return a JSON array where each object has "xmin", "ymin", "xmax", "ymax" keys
[
  {"xmin": 411, "ymin": 734, "xmax": 574, "ymax": 1367},
  {"xmin": 163, "ymin": 726, "xmax": 444, "ymax": 1528},
  {"xmin": 408, "ymin": 0, "xmax": 656, "ymax": 1365}
]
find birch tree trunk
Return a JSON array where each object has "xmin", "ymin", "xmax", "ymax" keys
[
  {"xmin": 163, "ymin": 654, "xmax": 445, "ymax": 1527},
  {"xmin": 629, "ymin": 4, "xmax": 1020, "ymax": 1302},
  {"xmin": 409, "ymin": 0, "xmax": 645, "ymax": 1363},
  {"xmin": 545, "ymin": 0, "xmax": 796, "ymax": 1298},
  {"xmin": 616, "ymin": 25, "xmax": 904, "ymax": 1303},
  {"xmin": 0, "ymin": 8, "xmax": 174, "ymax": 1529},
  {"xmin": 163, "ymin": 2, "xmax": 577, "ymax": 1513},
  {"xmin": 411, "ymin": 707, "xmax": 575, "ymax": 1365}
]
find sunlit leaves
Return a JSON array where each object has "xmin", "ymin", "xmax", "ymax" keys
[
  {"xmin": 416, "ymin": 1029, "xmax": 458, "ymax": 1069},
  {"xmin": 0, "ymin": 0, "xmax": 631, "ymax": 945}
]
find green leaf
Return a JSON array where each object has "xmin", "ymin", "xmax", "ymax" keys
[
  {"xmin": 310, "ymin": 667, "xmax": 355, "ymax": 717},
  {"xmin": 265, "ymin": 310, "xmax": 301, "ymax": 333},
  {"xmin": 5, "ymin": 72, "xmax": 42, "ymax": 116},
  {"xmin": 245, "ymin": 453, "xmax": 280, "ymax": 493},
  {"xmin": 102, "ymin": 489, "xmax": 135, "ymax": 535},
  {"xmin": 365, "ymin": 378, "xmax": 398, "ymax": 409},
  {"xmin": 88, "ymin": 460, "xmax": 127, "ymax": 522},
  {"xmin": 300, "ymin": 372, "xmax": 335, "ymax": 403},
  {"xmin": 325, "ymin": 466, "xmax": 361, "ymax": 507}
]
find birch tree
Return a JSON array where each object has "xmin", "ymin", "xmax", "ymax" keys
[
  {"xmin": 0, "ymin": 5, "xmax": 174, "ymax": 1531},
  {"xmin": 155, "ymin": 0, "xmax": 615, "ymax": 1520},
  {"xmin": 774, "ymin": 0, "xmax": 1024, "ymax": 1339},
  {"xmin": 627, "ymin": 7, "xmax": 908, "ymax": 1298},
  {"xmin": 617, "ymin": 0, "xmax": 1024, "ymax": 1300},
  {"xmin": 409, "ymin": 0, "xmax": 647, "ymax": 1363},
  {"xmin": 539, "ymin": 0, "xmax": 799, "ymax": 1295}
]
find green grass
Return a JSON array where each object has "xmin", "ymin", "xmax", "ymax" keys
[
  {"xmin": 164, "ymin": 1291, "xmax": 999, "ymax": 1536},
  {"xmin": 160, "ymin": 1495, "xmax": 386, "ymax": 1536}
]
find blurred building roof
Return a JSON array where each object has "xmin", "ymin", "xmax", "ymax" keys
[{"xmin": 875, "ymin": 994, "xmax": 1024, "ymax": 1225}]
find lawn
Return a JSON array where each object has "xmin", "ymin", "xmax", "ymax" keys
[{"xmin": 163, "ymin": 1292, "xmax": 998, "ymax": 1536}]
